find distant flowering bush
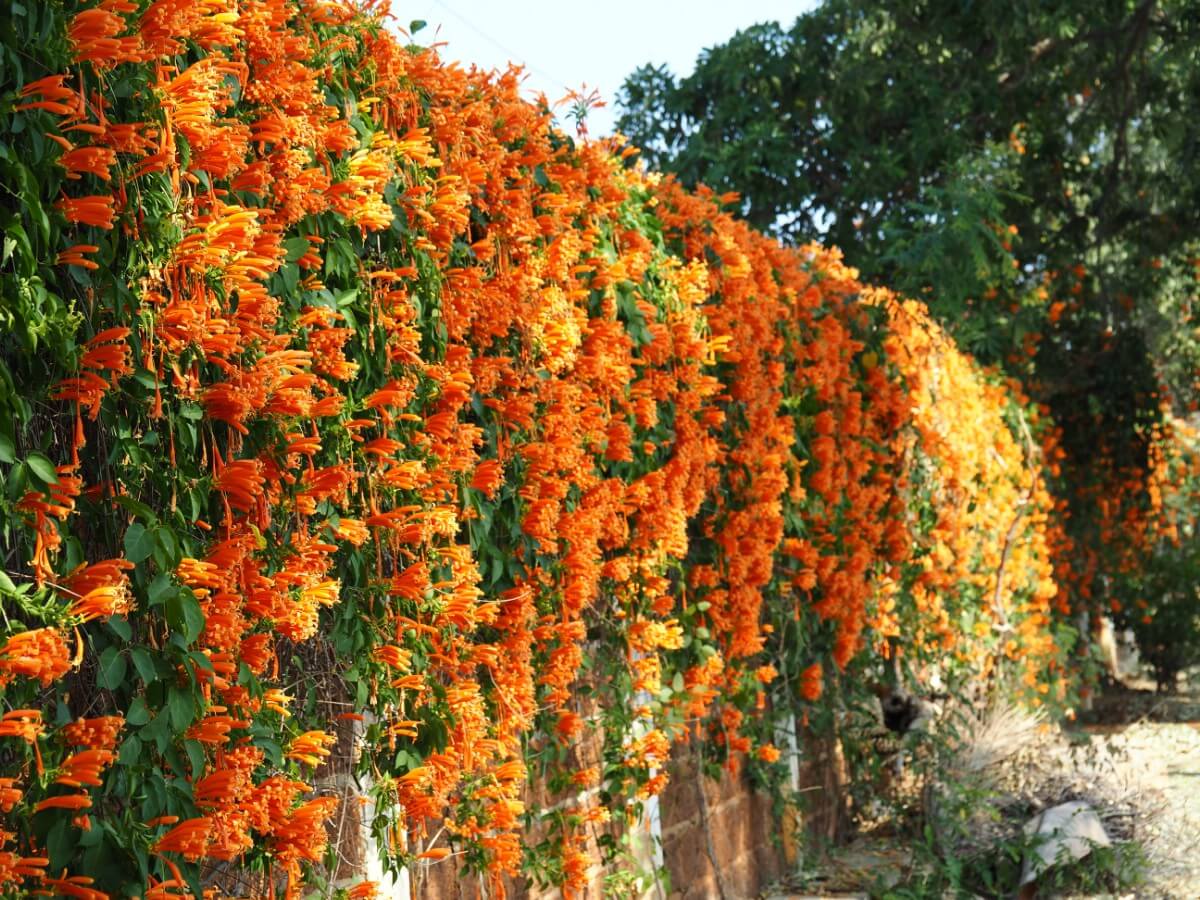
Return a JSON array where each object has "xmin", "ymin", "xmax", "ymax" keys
[
  {"xmin": 0, "ymin": 1, "xmax": 1077, "ymax": 897},
  {"xmin": 1100, "ymin": 415, "xmax": 1200, "ymax": 690}
]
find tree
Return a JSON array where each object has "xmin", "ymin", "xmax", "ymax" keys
[{"xmin": 617, "ymin": 0, "xmax": 1200, "ymax": 616}]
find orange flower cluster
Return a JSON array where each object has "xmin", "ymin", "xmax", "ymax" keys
[
  {"xmin": 877, "ymin": 295, "xmax": 1065, "ymax": 695},
  {"xmin": 0, "ymin": 629, "xmax": 72, "ymax": 689},
  {"xmin": 1038, "ymin": 395, "xmax": 1192, "ymax": 634},
  {"xmin": 0, "ymin": 711, "xmax": 125, "ymax": 890},
  {"xmin": 0, "ymin": 0, "xmax": 1079, "ymax": 895},
  {"xmin": 1077, "ymin": 414, "xmax": 1200, "ymax": 629}
]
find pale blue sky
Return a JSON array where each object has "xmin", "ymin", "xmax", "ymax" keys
[{"xmin": 406, "ymin": 0, "xmax": 818, "ymax": 137}]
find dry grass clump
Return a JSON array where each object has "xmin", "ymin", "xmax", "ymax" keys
[{"xmin": 924, "ymin": 701, "xmax": 1157, "ymax": 890}]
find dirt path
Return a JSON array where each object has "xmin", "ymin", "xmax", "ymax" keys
[
  {"xmin": 1105, "ymin": 721, "xmax": 1200, "ymax": 897},
  {"xmin": 764, "ymin": 682, "xmax": 1200, "ymax": 899},
  {"xmin": 1081, "ymin": 683, "xmax": 1200, "ymax": 897}
]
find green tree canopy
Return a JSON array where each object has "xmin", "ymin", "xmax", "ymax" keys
[{"xmin": 617, "ymin": 0, "xmax": 1200, "ymax": 612}]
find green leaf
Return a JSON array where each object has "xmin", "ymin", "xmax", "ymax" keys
[
  {"xmin": 283, "ymin": 236, "xmax": 310, "ymax": 262},
  {"xmin": 78, "ymin": 818, "xmax": 105, "ymax": 847},
  {"xmin": 115, "ymin": 494, "xmax": 159, "ymax": 524},
  {"xmin": 133, "ymin": 370, "xmax": 161, "ymax": 390},
  {"xmin": 184, "ymin": 739, "xmax": 205, "ymax": 776},
  {"xmin": 130, "ymin": 647, "xmax": 157, "ymax": 684},
  {"xmin": 152, "ymin": 525, "xmax": 180, "ymax": 569},
  {"xmin": 166, "ymin": 590, "xmax": 205, "ymax": 643},
  {"xmin": 25, "ymin": 452, "xmax": 58, "ymax": 485},
  {"xmin": 253, "ymin": 736, "xmax": 283, "ymax": 767},
  {"xmin": 142, "ymin": 711, "xmax": 171, "ymax": 751},
  {"xmin": 1, "ymin": 220, "xmax": 33, "ymax": 278},
  {"xmin": 410, "ymin": 18, "xmax": 427, "ymax": 34},
  {"xmin": 279, "ymin": 262, "xmax": 299, "ymax": 293},
  {"xmin": 126, "ymin": 696, "xmax": 150, "ymax": 726},
  {"xmin": 97, "ymin": 646, "xmax": 127, "ymax": 691},
  {"xmin": 124, "ymin": 523, "xmax": 154, "ymax": 564},
  {"xmin": 46, "ymin": 818, "xmax": 75, "ymax": 869},
  {"xmin": 118, "ymin": 733, "xmax": 142, "ymax": 766},
  {"xmin": 167, "ymin": 686, "xmax": 195, "ymax": 730},
  {"xmin": 0, "ymin": 432, "xmax": 14, "ymax": 464},
  {"xmin": 147, "ymin": 572, "xmax": 175, "ymax": 606},
  {"xmin": 107, "ymin": 616, "xmax": 132, "ymax": 641}
]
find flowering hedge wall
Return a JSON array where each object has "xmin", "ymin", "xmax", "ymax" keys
[{"xmin": 0, "ymin": 1, "xmax": 1073, "ymax": 897}]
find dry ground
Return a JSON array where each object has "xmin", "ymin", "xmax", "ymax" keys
[{"xmin": 763, "ymin": 677, "xmax": 1200, "ymax": 899}]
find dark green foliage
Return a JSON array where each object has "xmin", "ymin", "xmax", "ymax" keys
[
  {"xmin": 1125, "ymin": 553, "xmax": 1200, "ymax": 692},
  {"xmin": 618, "ymin": 1, "xmax": 1199, "ymax": 346}
]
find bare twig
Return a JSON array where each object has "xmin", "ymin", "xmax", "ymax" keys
[{"xmin": 990, "ymin": 409, "xmax": 1041, "ymax": 653}]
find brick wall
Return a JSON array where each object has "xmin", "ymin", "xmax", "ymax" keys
[
  {"xmin": 205, "ymin": 702, "xmax": 813, "ymax": 899},
  {"xmin": 409, "ymin": 746, "xmax": 786, "ymax": 899},
  {"xmin": 657, "ymin": 747, "xmax": 786, "ymax": 900},
  {"xmin": 319, "ymin": 707, "xmax": 802, "ymax": 899}
]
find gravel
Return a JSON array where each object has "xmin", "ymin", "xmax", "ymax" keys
[{"xmin": 1098, "ymin": 721, "xmax": 1200, "ymax": 898}]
